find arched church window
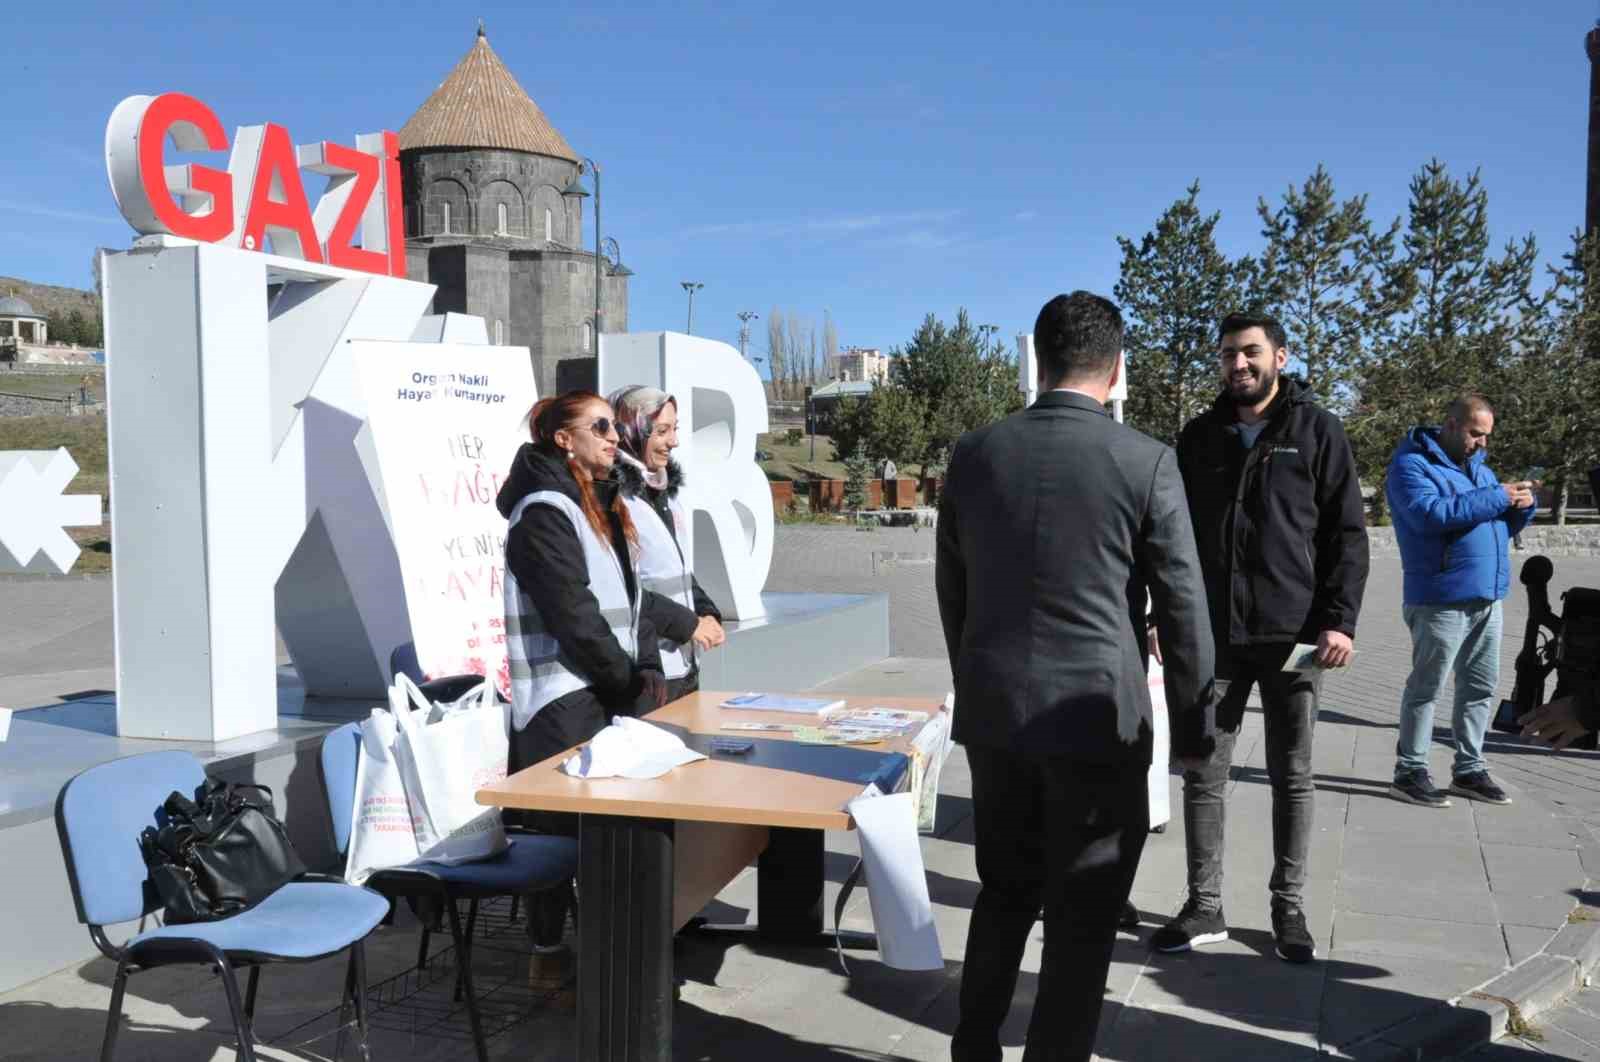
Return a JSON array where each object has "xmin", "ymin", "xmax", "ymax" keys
[
  {"xmin": 495, "ymin": 319, "xmax": 505, "ymax": 345},
  {"xmin": 441, "ymin": 201, "xmax": 452, "ymax": 235},
  {"xmin": 497, "ymin": 203, "xmax": 508, "ymax": 236},
  {"xmin": 582, "ymin": 322, "xmax": 592, "ymax": 352},
  {"xmin": 545, "ymin": 208, "xmax": 554, "ymax": 242}
]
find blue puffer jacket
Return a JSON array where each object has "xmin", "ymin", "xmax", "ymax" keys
[{"xmin": 1386, "ymin": 427, "xmax": 1535, "ymax": 606}]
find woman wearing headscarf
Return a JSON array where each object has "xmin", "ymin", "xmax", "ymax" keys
[{"xmin": 608, "ymin": 385, "xmax": 726, "ymax": 701}]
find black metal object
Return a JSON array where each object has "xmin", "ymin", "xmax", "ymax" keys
[
  {"xmin": 578, "ymin": 814, "xmax": 675, "ymax": 1062},
  {"xmin": 687, "ymin": 827, "xmax": 878, "ymax": 951},
  {"xmin": 1497, "ymin": 555, "xmax": 1600, "ymax": 749}
]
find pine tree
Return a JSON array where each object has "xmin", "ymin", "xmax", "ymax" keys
[
  {"xmin": 1115, "ymin": 182, "xmax": 1258, "ymax": 446},
  {"xmin": 843, "ymin": 445, "xmax": 872, "ymax": 511},
  {"xmin": 1347, "ymin": 161, "xmax": 1539, "ymax": 508},
  {"xmin": 1257, "ymin": 166, "xmax": 1399, "ymax": 410}
]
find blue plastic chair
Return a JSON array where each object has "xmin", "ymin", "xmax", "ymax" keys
[
  {"xmin": 319, "ymin": 721, "xmax": 578, "ymax": 1062},
  {"xmin": 54, "ymin": 749, "xmax": 390, "ymax": 1062}
]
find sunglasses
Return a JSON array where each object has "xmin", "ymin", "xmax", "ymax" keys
[{"xmin": 585, "ymin": 417, "xmax": 615, "ymax": 437}]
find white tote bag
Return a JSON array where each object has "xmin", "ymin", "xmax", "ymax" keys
[
  {"xmin": 345, "ymin": 706, "xmax": 423, "ymax": 885},
  {"xmin": 390, "ymin": 675, "xmax": 511, "ymax": 865}
]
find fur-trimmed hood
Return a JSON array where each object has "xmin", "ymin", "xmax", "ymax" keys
[{"xmin": 616, "ymin": 456, "xmax": 685, "ymax": 499}]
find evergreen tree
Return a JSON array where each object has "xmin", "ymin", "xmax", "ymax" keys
[
  {"xmin": 1498, "ymin": 232, "xmax": 1600, "ymax": 524},
  {"xmin": 1347, "ymin": 161, "xmax": 1539, "ymax": 509},
  {"xmin": 843, "ymin": 445, "xmax": 872, "ymax": 511},
  {"xmin": 1257, "ymin": 166, "xmax": 1399, "ymax": 410},
  {"xmin": 893, "ymin": 309, "xmax": 1021, "ymax": 467},
  {"xmin": 1115, "ymin": 182, "xmax": 1259, "ymax": 446}
]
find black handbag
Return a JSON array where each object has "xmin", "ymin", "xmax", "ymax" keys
[{"xmin": 138, "ymin": 778, "xmax": 308, "ymax": 924}]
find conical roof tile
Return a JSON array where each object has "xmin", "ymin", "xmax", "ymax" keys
[{"xmin": 399, "ymin": 29, "xmax": 579, "ymax": 161}]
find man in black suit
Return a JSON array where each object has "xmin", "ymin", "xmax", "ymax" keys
[{"xmin": 937, "ymin": 291, "xmax": 1216, "ymax": 1061}]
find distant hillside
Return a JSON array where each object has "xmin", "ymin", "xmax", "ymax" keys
[{"xmin": 0, "ymin": 276, "xmax": 101, "ymax": 320}]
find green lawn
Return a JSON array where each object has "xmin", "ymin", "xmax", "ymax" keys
[
  {"xmin": 0, "ymin": 413, "xmax": 108, "ymax": 499},
  {"xmin": 758, "ymin": 432, "xmax": 849, "ymax": 481},
  {"xmin": 0, "ymin": 370, "xmax": 104, "ymax": 404}
]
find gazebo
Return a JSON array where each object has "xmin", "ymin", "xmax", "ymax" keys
[{"xmin": 0, "ymin": 294, "xmax": 46, "ymax": 345}]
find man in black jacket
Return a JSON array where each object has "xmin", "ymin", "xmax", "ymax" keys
[
  {"xmin": 1153, "ymin": 312, "xmax": 1368, "ymax": 964},
  {"xmin": 937, "ymin": 291, "xmax": 1215, "ymax": 1062}
]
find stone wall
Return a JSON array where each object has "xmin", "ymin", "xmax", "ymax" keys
[
  {"xmin": 1366, "ymin": 525, "xmax": 1600, "ymax": 557},
  {"xmin": 0, "ymin": 393, "xmax": 72, "ymax": 417}
]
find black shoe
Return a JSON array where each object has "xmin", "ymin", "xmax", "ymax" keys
[
  {"xmin": 1150, "ymin": 900, "xmax": 1227, "ymax": 953},
  {"xmin": 1450, "ymin": 771, "xmax": 1512, "ymax": 805},
  {"xmin": 1119, "ymin": 901, "xmax": 1140, "ymax": 929},
  {"xmin": 1272, "ymin": 906, "xmax": 1316, "ymax": 963},
  {"xmin": 1389, "ymin": 770, "xmax": 1451, "ymax": 808}
]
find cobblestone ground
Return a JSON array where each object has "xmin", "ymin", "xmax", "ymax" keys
[{"xmin": 772, "ymin": 522, "xmax": 1600, "ymax": 832}]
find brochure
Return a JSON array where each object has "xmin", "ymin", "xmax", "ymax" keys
[
  {"xmin": 795, "ymin": 726, "xmax": 891, "ymax": 745},
  {"xmin": 1282, "ymin": 643, "xmax": 1357, "ymax": 672},
  {"xmin": 720, "ymin": 693, "xmax": 846, "ymax": 715},
  {"xmin": 910, "ymin": 711, "xmax": 952, "ymax": 834},
  {"xmin": 720, "ymin": 721, "xmax": 804, "ymax": 733},
  {"xmin": 825, "ymin": 707, "xmax": 929, "ymax": 731}
]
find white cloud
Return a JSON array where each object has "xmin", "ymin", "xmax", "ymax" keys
[
  {"xmin": 682, "ymin": 209, "xmax": 962, "ymax": 241},
  {"xmin": 0, "ymin": 199, "xmax": 121, "ymax": 226}
]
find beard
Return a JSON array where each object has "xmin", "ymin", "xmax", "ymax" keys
[{"xmin": 1226, "ymin": 364, "xmax": 1278, "ymax": 406}]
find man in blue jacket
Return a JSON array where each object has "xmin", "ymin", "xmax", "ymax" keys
[{"xmin": 1388, "ymin": 395, "xmax": 1537, "ymax": 808}]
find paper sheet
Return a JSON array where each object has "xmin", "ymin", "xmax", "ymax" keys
[
  {"xmin": 1282, "ymin": 642, "xmax": 1357, "ymax": 672},
  {"xmin": 846, "ymin": 790, "xmax": 944, "ymax": 971}
]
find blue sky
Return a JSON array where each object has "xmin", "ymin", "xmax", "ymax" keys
[{"xmin": 2, "ymin": 1, "xmax": 1596, "ymax": 360}]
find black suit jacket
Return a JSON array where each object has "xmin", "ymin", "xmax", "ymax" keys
[{"xmin": 936, "ymin": 390, "xmax": 1216, "ymax": 767}]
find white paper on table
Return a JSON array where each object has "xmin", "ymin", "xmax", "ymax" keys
[
  {"xmin": 846, "ymin": 790, "xmax": 943, "ymax": 971},
  {"xmin": 0, "ymin": 707, "xmax": 11, "ymax": 743},
  {"xmin": 561, "ymin": 716, "xmax": 707, "ymax": 779}
]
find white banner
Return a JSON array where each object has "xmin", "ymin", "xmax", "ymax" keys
[{"xmin": 353, "ymin": 342, "xmax": 537, "ymax": 694}]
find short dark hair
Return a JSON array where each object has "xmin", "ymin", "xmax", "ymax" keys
[
  {"xmin": 1217, "ymin": 312, "xmax": 1287, "ymax": 350},
  {"xmin": 1033, "ymin": 291, "xmax": 1122, "ymax": 385},
  {"xmin": 1445, "ymin": 394, "xmax": 1494, "ymax": 423}
]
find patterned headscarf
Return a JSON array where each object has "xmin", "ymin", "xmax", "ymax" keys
[{"xmin": 606, "ymin": 385, "xmax": 677, "ymax": 463}]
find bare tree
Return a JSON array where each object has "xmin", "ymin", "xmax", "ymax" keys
[
  {"xmin": 766, "ymin": 307, "xmax": 786, "ymax": 400},
  {"xmin": 823, "ymin": 310, "xmax": 838, "ymax": 380}
]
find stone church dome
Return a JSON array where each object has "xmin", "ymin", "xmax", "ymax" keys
[
  {"xmin": 398, "ymin": 27, "xmax": 578, "ymax": 162},
  {"xmin": 0, "ymin": 294, "xmax": 42, "ymax": 319}
]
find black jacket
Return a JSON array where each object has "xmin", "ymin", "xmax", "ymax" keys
[
  {"xmin": 935, "ymin": 390, "xmax": 1216, "ymax": 766},
  {"xmin": 1175, "ymin": 376, "xmax": 1369, "ymax": 652},
  {"xmin": 615, "ymin": 457, "xmax": 724, "ymax": 631},
  {"xmin": 497, "ymin": 445, "xmax": 663, "ymax": 708}
]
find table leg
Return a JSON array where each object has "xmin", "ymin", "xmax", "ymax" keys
[
  {"xmin": 686, "ymin": 827, "xmax": 877, "ymax": 951},
  {"xmin": 578, "ymin": 815, "xmax": 674, "ymax": 1062}
]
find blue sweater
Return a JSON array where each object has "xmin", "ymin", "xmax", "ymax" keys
[{"xmin": 1386, "ymin": 427, "xmax": 1535, "ymax": 607}]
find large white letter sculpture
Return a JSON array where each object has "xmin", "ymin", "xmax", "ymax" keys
[
  {"xmin": 0, "ymin": 449, "xmax": 102, "ymax": 574},
  {"xmin": 102, "ymin": 241, "xmax": 514, "ymax": 741},
  {"xmin": 598, "ymin": 332, "xmax": 773, "ymax": 620}
]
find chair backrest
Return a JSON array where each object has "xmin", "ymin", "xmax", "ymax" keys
[
  {"xmin": 54, "ymin": 750, "xmax": 207, "ymax": 927},
  {"xmin": 389, "ymin": 643, "xmax": 422, "ymax": 685},
  {"xmin": 319, "ymin": 722, "xmax": 363, "ymax": 858}
]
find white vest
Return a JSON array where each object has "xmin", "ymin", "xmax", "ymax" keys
[
  {"xmin": 503, "ymin": 490, "xmax": 639, "ymax": 731},
  {"xmin": 623, "ymin": 493, "xmax": 698, "ymax": 680}
]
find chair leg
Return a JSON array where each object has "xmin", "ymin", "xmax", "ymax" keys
[
  {"xmin": 446, "ymin": 898, "xmax": 489, "ymax": 1062},
  {"xmin": 415, "ymin": 925, "xmax": 432, "ymax": 972},
  {"xmin": 243, "ymin": 966, "xmax": 261, "ymax": 1037},
  {"xmin": 215, "ymin": 956, "xmax": 257, "ymax": 1062},
  {"xmin": 100, "ymin": 958, "xmax": 129, "ymax": 1062},
  {"xmin": 508, "ymin": 895, "xmax": 520, "ymax": 923},
  {"xmin": 350, "ymin": 941, "xmax": 373, "ymax": 1062},
  {"xmin": 453, "ymin": 898, "xmax": 479, "ymax": 1003},
  {"xmin": 333, "ymin": 953, "xmax": 355, "ymax": 1062}
]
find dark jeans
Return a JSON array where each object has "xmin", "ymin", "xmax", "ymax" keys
[
  {"xmin": 1181, "ymin": 643, "xmax": 1320, "ymax": 913},
  {"xmin": 953, "ymin": 745, "xmax": 1148, "ymax": 1062}
]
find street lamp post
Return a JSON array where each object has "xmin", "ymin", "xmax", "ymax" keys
[
  {"xmin": 736, "ymin": 310, "xmax": 759, "ymax": 359},
  {"xmin": 681, "ymin": 282, "xmax": 703, "ymax": 334},
  {"xmin": 560, "ymin": 158, "xmax": 602, "ymax": 352}
]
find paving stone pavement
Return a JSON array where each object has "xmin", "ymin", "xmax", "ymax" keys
[{"xmin": 5, "ymin": 530, "xmax": 1600, "ymax": 1059}]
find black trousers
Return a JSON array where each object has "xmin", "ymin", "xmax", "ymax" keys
[{"xmin": 952, "ymin": 745, "xmax": 1148, "ymax": 1062}]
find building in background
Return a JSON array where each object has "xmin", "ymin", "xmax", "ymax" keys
[
  {"xmin": 399, "ymin": 26, "xmax": 627, "ymax": 395},
  {"xmin": 827, "ymin": 346, "xmax": 888, "ymax": 384}
]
